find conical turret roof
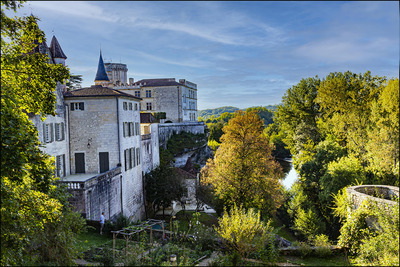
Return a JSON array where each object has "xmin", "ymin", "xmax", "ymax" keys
[
  {"xmin": 49, "ymin": 35, "xmax": 67, "ymax": 59},
  {"xmin": 95, "ymin": 51, "xmax": 109, "ymax": 81}
]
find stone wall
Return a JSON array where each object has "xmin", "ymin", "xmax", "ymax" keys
[
  {"xmin": 62, "ymin": 167, "xmax": 122, "ymax": 221},
  {"xmin": 158, "ymin": 122, "xmax": 206, "ymax": 148},
  {"xmin": 347, "ymin": 185, "xmax": 399, "ymax": 229}
]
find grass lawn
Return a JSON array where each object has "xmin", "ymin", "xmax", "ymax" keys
[
  {"xmin": 76, "ymin": 230, "xmax": 112, "ymax": 253},
  {"xmin": 280, "ymin": 254, "xmax": 351, "ymax": 266}
]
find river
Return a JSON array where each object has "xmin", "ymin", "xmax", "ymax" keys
[{"xmin": 278, "ymin": 159, "xmax": 299, "ymax": 190}]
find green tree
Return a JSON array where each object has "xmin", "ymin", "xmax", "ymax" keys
[
  {"xmin": 275, "ymin": 77, "xmax": 321, "ymax": 156},
  {"xmin": 201, "ymin": 110, "xmax": 283, "ymax": 216},
  {"xmin": 316, "ymin": 71, "xmax": 386, "ymax": 166},
  {"xmin": 144, "ymin": 164, "xmax": 186, "ymax": 217},
  {"xmin": 65, "ymin": 73, "xmax": 82, "ymax": 91},
  {"xmin": 1, "ymin": 2, "xmax": 83, "ymax": 265},
  {"xmin": 366, "ymin": 78, "xmax": 399, "ymax": 180}
]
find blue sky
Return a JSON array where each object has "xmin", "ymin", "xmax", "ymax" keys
[{"xmin": 12, "ymin": 1, "xmax": 399, "ymax": 110}]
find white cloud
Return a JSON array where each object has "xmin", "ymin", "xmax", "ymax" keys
[{"xmin": 29, "ymin": 1, "xmax": 117, "ymax": 22}]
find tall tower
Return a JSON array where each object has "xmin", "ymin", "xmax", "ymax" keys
[
  {"xmin": 49, "ymin": 35, "xmax": 67, "ymax": 66},
  {"xmin": 94, "ymin": 51, "xmax": 111, "ymax": 86}
]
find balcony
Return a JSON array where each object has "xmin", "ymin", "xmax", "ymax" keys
[{"xmin": 59, "ymin": 166, "xmax": 122, "ymax": 190}]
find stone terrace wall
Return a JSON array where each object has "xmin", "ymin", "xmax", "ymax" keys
[
  {"xmin": 347, "ymin": 185, "xmax": 399, "ymax": 211},
  {"xmin": 158, "ymin": 122, "xmax": 206, "ymax": 149},
  {"xmin": 61, "ymin": 167, "xmax": 122, "ymax": 221},
  {"xmin": 347, "ymin": 185, "xmax": 399, "ymax": 228}
]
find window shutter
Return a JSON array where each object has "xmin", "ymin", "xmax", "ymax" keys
[
  {"xmin": 50, "ymin": 123, "xmax": 54, "ymax": 142},
  {"xmin": 43, "ymin": 124, "xmax": 47, "ymax": 143},
  {"xmin": 55, "ymin": 123, "xmax": 60, "ymax": 141},
  {"xmin": 79, "ymin": 102, "xmax": 84, "ymax": 110},
  {"xmin": 123, "ymin": 123, "xmax": 126, "ymax": 137},
  {"xmin": 61, "ymin": 122, "xmax": 65, "ymax": 141},
  {"xmin": 62, "ymin": 154, "xmax": 65, "ymax": 177},
  {"xmin": 124, "ymin": 149, "xmax": 127, "ymax": 171},
  {"xmin": 131, "ymin": 148, "xmax": 136, "ymax": 167},
  {"xmin": 71, "ymin": 103, "xmax": 75, "ymax": 111}
]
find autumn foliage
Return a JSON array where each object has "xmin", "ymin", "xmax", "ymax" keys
[{"xmin": 201, "ymin": 110, "xmax": 283, "ymax": 216}]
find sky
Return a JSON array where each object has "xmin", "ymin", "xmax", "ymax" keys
[{"xmin": 10, "ymin": 1, "xmax": 400, "ymax": 110}]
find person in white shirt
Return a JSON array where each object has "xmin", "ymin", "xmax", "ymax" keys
[{"xmin": 100, "ymin": 212, "xmax": 105, "ymax": 235}]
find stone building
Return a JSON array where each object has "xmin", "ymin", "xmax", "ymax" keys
[
  {"xmin": 30, "ymin": 35, "xmax": 70, "ymax": 179},
  {"xmin": 60, "ymin": 51, "xmax": 146, "ymax": 222},
  {"xmin": 103, "ymin": 61, "xmax": 198, "ymax": 122},
  {"xmin": 140, "ymin": 113, "xmax": 160, "ymax": 174}
]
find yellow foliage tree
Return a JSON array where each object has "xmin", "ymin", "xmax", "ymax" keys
[{"xmin": 201, "ymin": 110, "xmax": 283, "ymax": 215}]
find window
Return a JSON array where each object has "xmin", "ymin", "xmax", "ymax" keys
[
  {"xmin": 135, "ymin": 122, "xmax": 140, "ymax": 135},
  {"xmin": 43, "ymin": 123, "xmax": 54, "ymax": 143},
  {"xmin": 136, "ymin": 148, "xmax": 140, "ymax": 165},
  {"xmin": 99, "ymin": 152, "xmax": 109, "ymax": 173},
  {"xmin": 130, "ymin": 148, "xmax": 134, "ymax": 168},
  {"xmin": 129, "ymin": 122, "xmax": 134, "ymax": 136},
  {"xmin": 131, "ymin": 148, "xmax": 136, "ymax": 167},
  {"xmin": 146, "ymin": 90, "xmax": 151, "ymax": 98},
  {"xmin": 71, "ymin": 102, "xmax": 84, "ymax": 111},
  {"xmin": 146, "ymin": 102, "xmax": 152, "ymax": 110},
  {"xmin": 75, "ymin": 153, "xmax": 85, "ymax": 174},
  {"xmin": 135, "ymin": 103, "xmax": 138, "ymax": 110},
  {"xmin": 55, "ymin": 122, "xmax": 65, "ymax": 141},
  {"xmin": 123, "ymin": 102, "xmax": 127, "ymax": 110},
  {"xmin": 129, "ymin": 103, "xmax": 133, "ymax": 110},
  {"xmin": 135, "ymin": 91, "xmax": 141, "ymax": 98},
  {"xmin": 124, "ymin": 149, "xmax": 128, "ymax": 171},
  {"xmin": 56, "ymin": 154, "xmax": 65, "ymax": 177}
]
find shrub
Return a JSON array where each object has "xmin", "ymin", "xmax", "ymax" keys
[
  {"xmin": 334, "ymin": 192, "xmax": 399, "ymax": 266},
  {"xmin": 298, "ymin": 242, "xmax": 312, "ymax": 258},
  {"xmin": 214, "ymin": 204, "xmax": 276, "ymax": 260},
  {"xmin": 313, "ymin": 234, "xmax": 332, "ymax": 257}
]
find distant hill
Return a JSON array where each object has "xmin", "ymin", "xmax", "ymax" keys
[
  {"xmin": 198, "ymin": 105, "xmax": 278, "ymax": 120},
  {"xmin": 198, "ymin": 106, "xmax": 240, "ymax": 120}
]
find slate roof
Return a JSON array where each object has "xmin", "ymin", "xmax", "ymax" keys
[
  {"xmin": 133, "ymin": 78, "xmax": 181, "ymax": 87},
  {"xmin": 95, "ymin": 51, "xmax": 110, "ymax": 81},
  {"xmin": 64, "ymin": 85, "xmax": 141, "ymax": 100},
  {"xmin": 49, "ymin": 35, "xmax": 67, "ymax": 59}
]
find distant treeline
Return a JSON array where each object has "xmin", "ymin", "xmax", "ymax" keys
[{"xmin": 198, "ymin": 105, "xmax": 278, "ymax": 120}]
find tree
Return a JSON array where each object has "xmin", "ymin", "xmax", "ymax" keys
[
  {"xmin": 366, "ymin": 78, "xmax": 399, "ymax": 179},
  {"xmin": 1, "ymin": 2, "xmax": 83, "ymax": 265},
  {"xmin": 201, "ymin": 110, "xmax": 283, "ymax": 216},
  {"xmin": 275, "ymin": 77, "xmax": 321, "ymax": 156},
  {"xmin": 316, "ymin": 71, "xmax": 386, "ymax": 166},
  {"xmin": 65, "ymin": 73, "xmax": 83, "ymax": 91},
  {"xmin": 144, "ymin": 164, "xmax": 186, "ymax": 217}
]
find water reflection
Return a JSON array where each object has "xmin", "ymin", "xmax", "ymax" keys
[{"xmin": 277, "ymin": 159, "xmax": 299, "ymax": 190}]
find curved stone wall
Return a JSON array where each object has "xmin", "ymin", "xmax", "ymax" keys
[
  {"xmin": 347, "ymin": 185, "xmax": 399, "ymax": 210},
  {"xmin": 346, "ymin": 185, "xmax": 399, "ymax": 228}
]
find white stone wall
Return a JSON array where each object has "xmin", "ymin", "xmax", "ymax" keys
[
  {"xmin": 117, "ymin": 97, "xmax": 145, "ymax": 221},
  {"xmin": 140, "ymin": 123, "xmax": 161, "ymax": 174},
  {"xmin": 66, "ymin": 96, "xmax": 145, "ymax": 221},
  {"xmin": 31, "ymin": 82, "xmax": 70, "ymax": 177},
  {"xmin": 67, "ymin": 97, "xmax": 120, "ymax": 174},
  {"xmin": 117, "ymin": 82, "xmax": 198, "ymax": 123}
]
